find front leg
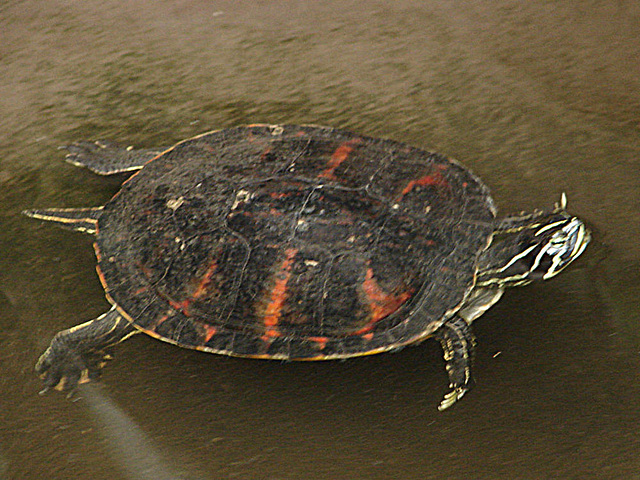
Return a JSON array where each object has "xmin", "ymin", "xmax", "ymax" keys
[
  {"xmin": 36, "ymin": 307, "xmax": 138, "ymax": 392},
  {"xmin": 434, "ymin": 315, "xmax": 476, "ymax": 411}
]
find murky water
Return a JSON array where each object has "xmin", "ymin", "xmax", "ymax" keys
[{"xmin": 2, "ymin": 1, "xmax": 639, "ymax": 479}]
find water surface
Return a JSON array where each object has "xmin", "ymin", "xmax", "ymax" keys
[{"xmin": 1, "ymin": 1, "xmax": 639, "ymax": 479}]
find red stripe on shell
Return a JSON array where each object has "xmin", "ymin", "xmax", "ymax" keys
[
  {"xmin": 133, "ymin": 286, "xmax": 148, "ymax": 295},
  {"xmin": 355, "ymin": 268, "xmax": 412, "ymax": 334},
  {"xmin": 149, "ymin": 314, "xmax": 169, "ymax": 330},
  {"xmin": 261, "ymin": 248, "xmax": 298, "ymax": 339},
  {"xmin": 397, "ymin": 164, "xmax": 450, "ymax": 200},
  {"xmin": 318, "ymin": 139, "xmax": 362, "ymax": 180},
  {"xmin": 308, "ymin": 336, "xmax": 329, "ymax": 350},
  {"xmin": 202, "ymin": 324, "xmax": 218, "ymax": 343},
  {"xmin": 165, "ymin": 260, "xmax": 219, "ymax": 317},
  {"xmin": 193, "ymin": 260, "xmax": 218, "ymax": 299},
  {"xmin": 169, "ymin": 298, "xmax": 192, "ymax": 316}
]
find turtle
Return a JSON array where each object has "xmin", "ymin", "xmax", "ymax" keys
[{"xmin": 25, "ymin": 124, "xmax": 590, "ymax": 410}]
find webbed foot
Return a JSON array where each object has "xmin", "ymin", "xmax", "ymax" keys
[
  {"xmin": 35, "ymin": 332, "xmax": 112, "ymax": 391},
  {"xmin": 35, "ymin": 308, "xmax": 138, "ymax": 392}
]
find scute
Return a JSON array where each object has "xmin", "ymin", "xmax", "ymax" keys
[{"xmin": 95, "ymin": 125, "xmax": 495, "ymax": 359}]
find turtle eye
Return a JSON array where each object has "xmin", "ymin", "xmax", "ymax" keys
[{"xmin": 546, "ymin": 230, "xmax": 570, "ymax": 254}]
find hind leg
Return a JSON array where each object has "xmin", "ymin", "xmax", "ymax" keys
[
  {"xmin": 64, "ymin": 140, "xmax": 167, "ymax": 175},
  {"xmin": 36, "ymin": 307, "xmax": 139, "ymax": 392}
]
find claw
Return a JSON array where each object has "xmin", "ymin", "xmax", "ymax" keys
[
  {"xmin": 55, "ymin": 376, "xmax": 70, "ymax": 392},
  {"xmin": 438, "ymin": 386, "xmax": 467, "ymax": 411}
]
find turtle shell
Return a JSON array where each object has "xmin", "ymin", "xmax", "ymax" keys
[{"xmin": 95, "ymin": 125, "xmax": 496, "ymax": 359}]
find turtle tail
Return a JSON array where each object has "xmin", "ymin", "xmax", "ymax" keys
[{"xmin": 23, "ymin": 207, "xmax": 103, "ymax": 234}]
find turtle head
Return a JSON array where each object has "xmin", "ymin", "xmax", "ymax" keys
[{"xmin": 477, "ymin": 194, "xmax": 591, "ymax": 287}]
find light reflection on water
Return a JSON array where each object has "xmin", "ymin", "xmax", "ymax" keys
[{"xmin": 80, "ymin": 385, "xmax": 190, "ymax": 480}]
